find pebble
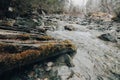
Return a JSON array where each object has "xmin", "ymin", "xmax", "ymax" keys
[
  {"xmin": 44, "ymin": 78, "xmax": 48, "ymax": 80},
  {"xmin": 36, "ymin": 78, "xmax": 41, "ymax": 80},
  {"xmin": 47, "ymin": 62, "xmax": 54, "ymax": 67},
  {"xmin": 28, "ymin": 71, "xmax": 35, "ymax": 78},
  {"xmin": 46, "ymin": 67, "xmax": 52, "ymax": 71}
]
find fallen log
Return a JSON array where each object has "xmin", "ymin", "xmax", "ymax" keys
[
  {"xmin": 0, "ymin": 40, "xmax": 76, "ymax": 74},
  {"xmin": 0, "ymin": 34, "xmax": 54, "ymax": 41},
  {"xmin": 0, "ymin": 26, "xmax": 46, "ymax": 34}
]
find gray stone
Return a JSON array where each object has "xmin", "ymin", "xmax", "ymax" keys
[
  {"xmin": 98, "ymin": 33, "xmax": 117, "ymax": 42},
  {"xmin": 64, "ymin": 25, "xmax": 76, "ymax": 31}
]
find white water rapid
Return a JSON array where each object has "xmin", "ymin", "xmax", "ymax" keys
[{"xmin": 46, "ymin": 15, "xmax": 120, "ymax": 80}]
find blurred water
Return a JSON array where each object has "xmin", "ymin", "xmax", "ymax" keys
[{"xmin": 47, "ymin": 17, "xmax": 120, "ymax": 80}]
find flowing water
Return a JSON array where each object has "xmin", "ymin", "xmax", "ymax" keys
[
  {"xmin": 1, "ymin": 0, "xmax": 120, "ymax": 79},
  {"xmin": 1, "ymin": 14, "xmax": 119, "ymax": 80},
  {"xmin": 46, "ymin": 15, "xmax": 120, "ymax": 80}
]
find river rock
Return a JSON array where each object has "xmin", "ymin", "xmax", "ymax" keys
[
  {"xmin": 98, "ymin": 33, "xmax": 117, "ymax": 42},
  {"xmin": 116, "ymin": 27, "xmax": 120, "ymax": 32},
  {"xmin": 64, "ymin": 25, "xmax": 76, "ymax": 31},
  {"xmin": 47, "ymin": 62, "xmax": 54, "ymax": 67},
  {"xmin": 64, "ymin": 54, "xmax": 74, "ymax": 67}
]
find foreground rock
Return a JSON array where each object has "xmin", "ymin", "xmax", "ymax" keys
[
  {"xmin": 98, "ymin": 33, "xmax": 118, "ymax": 42},
  {"xmin": 64, "ymin": 25, "xmax": 76, "ymax": 31}
]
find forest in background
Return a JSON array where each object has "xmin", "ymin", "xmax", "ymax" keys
[{"xmin": 0, "ymin": 0, "xmax": 64, "ymax": 18}]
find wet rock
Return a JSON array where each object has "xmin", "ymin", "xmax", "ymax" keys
[
  {"xmin": 98, "ymin": 33, "xmax": 117, "ymax": 42},
  {"xmin": 64, "ymin": 54, "xmax": 74, "ymax": 67},
  {"xmin": 28, "ymin": 71, "xmax": 35, "ymax": 78},
  {"xmin": 43, "ymin": 26, "xmax": 56, "ymax": 31},
  {"xmin": 45, "ymin": 62, "xmax": 54, "ymax": 71},
  {"xmin": 58, "ymin": 66, "xmax": 72, "ymax": 80},
  {"xmin": 80, "ymin": 21, "xmax": 90, "ymax": 25},
  {"xmin": 44, "ymin": 19, "xmax": 57, "ymax": 26},
  {"xmin": 15, "ymin": 17, "xmax": 40, "ymax": 27},
  {"xmin": 36, "ymin": 78, "xmax": 41, "ymax": 80},
  {"xmin": 79, "ymin": 19, "xmax": 91, "ymax": 25},
  {"xmin": 47, "ymin": 62, "xmax": 54, "ymax": 67},
  {"xmin": 46, "ymin": 67, "xmax": 52, "ymax": 71},
  {"xmin": 56, "ymin": 54, "xmax": 75, "ymax": 67},
  {"xmin": 1, "ymin": 19, "xmax": 16, "ymax": 26},
  {"xmin": 64, "ymin": 25, "xmax": 76, "ymax": 31},
  {"xmin": 116, "ymin": 27, "xmax": 120, "ymax": 32}
]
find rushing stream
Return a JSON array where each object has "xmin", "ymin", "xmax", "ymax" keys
[
  {"xmin": 0, "ymin": 15, "xmax": 119, "ymax": 80},
  {"xmin": 46, "ymin": 15, "xmax": 120, "ymax": 80},
  {"xmin": 0, "ymin": 0, "xmax": 120, "ymax": 80}
]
